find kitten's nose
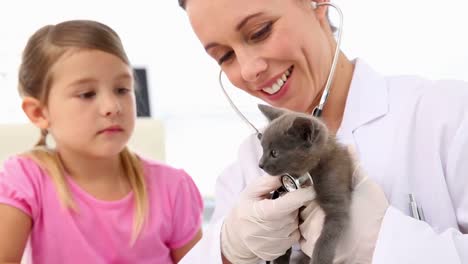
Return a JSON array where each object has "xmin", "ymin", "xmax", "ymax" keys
[{"xmin": 259, "ymin": 163, "xmax": 264, "ymax": 169}]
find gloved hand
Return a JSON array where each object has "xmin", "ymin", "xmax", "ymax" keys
[
  {"xmin": 221, "ymin": 175, "xmax": 316, "ymax": 263},
  {"xmin": 299, "ymin": 151, "xmax": 389, "ymax": 263}
]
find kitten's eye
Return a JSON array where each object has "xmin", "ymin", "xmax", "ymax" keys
[{"xmin": 270, "ymin": 149, "xmax": 278, "ymax": 158}]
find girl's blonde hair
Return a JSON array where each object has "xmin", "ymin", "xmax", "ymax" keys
[{"xmin": 18, "ymin": 20, "xmax": 148, "ymax": 243}]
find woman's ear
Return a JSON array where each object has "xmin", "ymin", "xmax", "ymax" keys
[
  {"xmin": 22, "ymin": 97, "xmax": 49, "ymax": 129},
  {"xmin": 312, "ymin": 0, "xmax": 330, "ymax": 22},
  {"xmin": 311, "ymin": 0, "xmax": 334, "ymax": 35}
]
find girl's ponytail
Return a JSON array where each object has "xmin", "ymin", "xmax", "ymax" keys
[
  {"xmin": 120, "ymin": 147, "xmax": 148, "ymax": 244},
  {"xmin": 35, "ymin": 129, "xmax": 48, "ymax": 147}
]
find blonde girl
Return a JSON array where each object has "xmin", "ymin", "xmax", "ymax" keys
[{"xmin": 0, "ymin": 20, "xmax": 203, "ymax": 264}]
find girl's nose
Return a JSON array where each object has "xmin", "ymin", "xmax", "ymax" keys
[{"xmin": 101, "ymin": 96, "xmax": 122, "ymax": 117}]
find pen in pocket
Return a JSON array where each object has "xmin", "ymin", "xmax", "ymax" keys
[{"xmin": 409, "ymin": 194, "xmax": 425, "ymax": 221}]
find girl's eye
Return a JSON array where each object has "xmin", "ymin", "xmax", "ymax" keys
[
  {"xmin": 250, "ymin": 22, "xmax": 273, "ymax": 42},
  {"xmin": 79, "ymin": 91, "xmax": 96, "ymax": 99},
  {"xmin": 270, "ymin": 149, "xmax": 279, "ymax": 158},
  {"xmin": 116, "ymin": 87, "xmax": 131, "ymax": 95},
  {"xmin": 218, "ymin": 50, "xmax": 235, "ymax": 65}
]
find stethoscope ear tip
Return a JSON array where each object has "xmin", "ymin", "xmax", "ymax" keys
[{"xmin": 311, "ymin": 1, "xmax": 317, "ymax": 9}]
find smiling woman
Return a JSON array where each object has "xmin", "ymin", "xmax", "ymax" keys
[{"xmin": 177, "ymin": 0, "xmax": 468, "ymax": 264}]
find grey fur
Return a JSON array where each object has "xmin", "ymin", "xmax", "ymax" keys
[{"xmin": 258, "ymin": 104, "xmax": 353, "ymax": 264}]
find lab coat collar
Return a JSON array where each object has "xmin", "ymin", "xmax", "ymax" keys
[{"xmin": 338, "ymin": 59, "xmax": 389, "ymax": 140}]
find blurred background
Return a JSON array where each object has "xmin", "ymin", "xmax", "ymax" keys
[{"xmin": 1, "ymin": 0, "xmax": 468, "ymax": 223}]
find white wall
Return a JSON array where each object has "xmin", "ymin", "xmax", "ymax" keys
[{"xmin": 1, "ymin": 0, "xmax": 468, "ymax": 197}]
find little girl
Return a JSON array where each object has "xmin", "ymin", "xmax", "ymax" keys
[{"xmin": 0, "ymin": 20, "xmax": 203, "ymax": 263}]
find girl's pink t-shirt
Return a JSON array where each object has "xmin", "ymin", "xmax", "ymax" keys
[{"xmin": 0, "ymin": 156, "xmax": 203, "ymax": 264}]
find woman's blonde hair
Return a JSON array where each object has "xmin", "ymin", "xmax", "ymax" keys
[
  {"xmin": 177, "ymin": 0, "xmax": 336, "ymax": 32},
  {"xmin": 18, "ymin": 20, "xmax": 148, "ymax": 243}
]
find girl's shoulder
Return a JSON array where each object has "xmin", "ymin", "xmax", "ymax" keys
[
  {"xmin": 2, "ymin": 154, "xmax": 46, "ymax": 183},
  {"xmin": 0, "ymin": 155, "xmax": 48, "ymax": 219},
  {"xmin": 138, "ymin": 156, "xmax": 203, "ymax": 215},
  {"xmin": 138, "ymin": 156, "xmax": 195, "ymax": 188},
  {"xmin": 1, "ymin": 154, "xmax": 50, "ymax": 198}
]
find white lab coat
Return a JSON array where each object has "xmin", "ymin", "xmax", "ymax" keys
[{"xmin": 181, "ymin": 59, "xmax": 468, "ymax": 263}]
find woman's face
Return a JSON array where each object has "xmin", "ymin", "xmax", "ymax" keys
[{"xmin": 186, "ymin": 0, "xmax": 335, "ymax": 113}]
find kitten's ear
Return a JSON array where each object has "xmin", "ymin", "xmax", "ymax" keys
[
  {"xmin": 258, "ymin": 104, "xmax": 285, "ymax": 122},
  {"xmin": 288, "ymin": 117, "xmax": 314, "ymax": 145}
]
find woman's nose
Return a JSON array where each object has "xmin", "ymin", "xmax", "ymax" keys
[{"xmin": 239, "ymin": 55, "xmax": 267, "ymax": 83}]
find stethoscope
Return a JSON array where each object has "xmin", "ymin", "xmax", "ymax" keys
[{"xmin": 219, "ymin": 1, "xmax": 344, "ymax": 193}]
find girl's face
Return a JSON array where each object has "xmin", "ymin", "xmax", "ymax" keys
[
  {"xmin": 186, "ymin": 0, "xmax": 335, "ymax": 113},
  {"xmin": 44, "ymin": 49, "xmax": 136, "ymax": 158}
]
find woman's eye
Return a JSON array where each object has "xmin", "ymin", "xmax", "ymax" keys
[
  {"xmin": 270, "ymin": 149, "xmax": 278, "ymax": 158},
  {"xmin": 79, "ymin": 91, "xmax": 96, "ymax": 99},
  {"xmin": 218, "ymin": 50, "xmax": 235, "ymax": 65},
  {"xmin": 250, "ymin": 22, "xmax": 273, "ymax": 42}
]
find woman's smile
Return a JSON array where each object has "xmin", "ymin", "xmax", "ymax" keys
[{"xmin": 261, "ymin": 65, "xmax": 294, "ymax": 101}]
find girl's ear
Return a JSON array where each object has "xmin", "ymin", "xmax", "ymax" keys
[{"xmin": 22, "ymin": 97, "xmax": 50, "ymax": 129}]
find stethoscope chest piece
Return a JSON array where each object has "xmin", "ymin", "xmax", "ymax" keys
[{"xmin": 280, "ymin": 172, "xmax": 314, "ymax": 192}]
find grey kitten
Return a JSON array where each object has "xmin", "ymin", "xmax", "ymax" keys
[{"xmin": 257, "ymin": 104, "xmax": 353, "ymax": 264}]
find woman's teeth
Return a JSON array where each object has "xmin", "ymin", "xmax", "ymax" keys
[{"xmin": 262, "ymin": 68, "xmax": 292, "ymax": 95}]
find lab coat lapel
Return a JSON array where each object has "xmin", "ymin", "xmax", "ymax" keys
[
  {"xmin": 337, "ymin": 59, "xmax": 392, "ymax": 189},
  {"xmin": 339, "ymin": 59, "xmax": 389, "ymax": 138}
]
